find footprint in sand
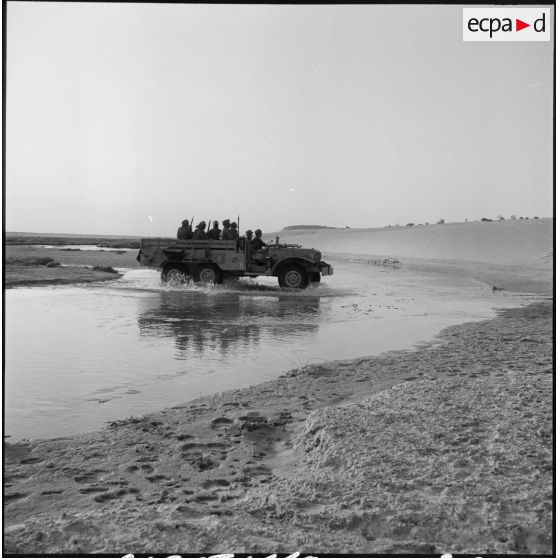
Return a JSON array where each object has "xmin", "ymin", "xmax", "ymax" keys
[
  {"xmin": 73, "ymin": 469, "xmax": 108, "ymax": 484},
  {"xmin": 202, "ymin": 479, "xmax": 231, "ymax": 489},
  {"xmin": 5, "ymin": 473, "xmax": 29, "ymax": 482},
  {"xmin": 194, "ymin": 492, "xmax": 219, "ymax": 503},
  {"xmin": 207, "ymin": 441, "xmax": 228, "ymax": 449},
  {"xmin": 93, "ymin": 487, "xmax": 139, "ymax": 503},
  {"xmin": 136, "ymin": 456, "xmax": 159, "ymax": 463},
  {"xmin": 5, "ymin": 492, "xmax": 28, "ymax": 501},
  {"xmin": 211, "ymin": 417, "xmax": 233, "ymax": 429},
  {"xmin": 180, "ymin": 442, "xmax": 206, "ymax": 452},
  {"xmin": 181, "ymin": 449, "xmax": 219, "ymax": 471},
  {"xmin": 245, "ymin": 464, "xmax": 272, "ymax": 476},
  {"xmin": 79, "ymin": 486, "xmax": 109, "ymax": 494},
  {"xmin": 146, "ymin": 474, "xmax": 167, "ymax": 482},
  {"xmin": 20, "ymin": 457, "xmax": 44, "ymax": 465}
]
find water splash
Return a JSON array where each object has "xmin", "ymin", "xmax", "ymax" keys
[{"xmin": 111, "ymin": 268, "xmax": 342, "ymax": 298}]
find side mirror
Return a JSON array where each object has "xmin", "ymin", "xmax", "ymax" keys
[{"xmin": 276, "ymin": 236, "xmax": 280, "ymax": 245}]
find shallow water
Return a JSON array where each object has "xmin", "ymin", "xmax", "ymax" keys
[
  {"xmin": 33, "ymin": 244, "xmax": 136, "ymax": 252},
  {"xmin": 5, "ymin": 258, "xmax": 536, "ymax": 441}
]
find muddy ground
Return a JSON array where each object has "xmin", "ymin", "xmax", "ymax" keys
[
  {"xmin": 4, "ymin": 301, "xmax": 553, "ymax": 554},
  {"xmin": 4, "ymin": 244, "xmax": 140, "ymax": 288}
]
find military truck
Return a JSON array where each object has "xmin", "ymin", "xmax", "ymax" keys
[{"xmin": 136, "ymin": 236, "xmax": 333, "ymax": 289}]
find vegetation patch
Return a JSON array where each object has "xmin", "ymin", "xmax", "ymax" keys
[{"xmin": 92, "ymin": 266, "xmax": 118, "ymax": 274}]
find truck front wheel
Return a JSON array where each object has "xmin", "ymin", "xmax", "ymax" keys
[
  {"xmin": 194, "ymin": 264, "xmax": 223, "ymax": 285},
  {"xmin": 278, "ymin": 265, "xmax": 309, "ymax": 289},
  {"xmin": 161, "ymin": 264, "xmax": 189, "ymax": 285}
]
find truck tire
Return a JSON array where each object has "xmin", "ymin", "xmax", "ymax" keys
[
  {"xmin": 194, "ymin": 264, "xmax": 223, "ymax": 285},
  {"xmin": 309, "ymin": 272, "xmax": 321, "ymax": 283},
  {"xmin": 161, "ymin": 264, "xmax": 189, "ymax": 285},
  {"xmin": 278, "ymin": 265, "xmax": 309, "ymax": 289}
]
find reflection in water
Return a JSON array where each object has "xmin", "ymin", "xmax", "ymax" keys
[{"xmin": 137, "ymin": 290, "xmax": 323, "ymax": 359}]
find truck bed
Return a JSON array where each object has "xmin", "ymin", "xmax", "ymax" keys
[{"xmin": 138, "ymin": 237, "xmax": 243, "ymax": 269}]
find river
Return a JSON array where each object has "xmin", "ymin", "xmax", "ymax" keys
[{"xmin": 4, "ymin": 257, "xmax": 535, "ymax": 441}]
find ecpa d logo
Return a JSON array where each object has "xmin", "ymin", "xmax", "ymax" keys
[{"xmin": 463, "ymin": 8, "xmax": 550, "ymax": 41}]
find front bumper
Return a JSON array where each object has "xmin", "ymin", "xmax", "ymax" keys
[{"xmin": 320, "ymin": 263, "xmax": 334, "ymax": 276}]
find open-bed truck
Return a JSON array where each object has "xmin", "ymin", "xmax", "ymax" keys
[{"xmin": 137, "ymin": 237, "xmax": 333, "ymax": 289}]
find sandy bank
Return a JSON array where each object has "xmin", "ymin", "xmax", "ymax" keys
[{"xmin": 4, "ymin": 301, "xmax": 552, "ymax": 554}]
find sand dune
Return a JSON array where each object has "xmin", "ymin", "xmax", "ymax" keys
[
  {"xmin": 270, "ymin": 219, "xmax": 553, "ymax": 294},
  {"xmin": 272, "ymin": 219, "xmax": 552, "ymax": 266}
]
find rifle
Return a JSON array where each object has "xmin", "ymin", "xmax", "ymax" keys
[
  {"xmin": 190, "ymin": 216, "xmax": 194, "ymax": 229},
  {"xmin": 207, "ymin": 218, "xmax": 211, "ymax": 233},
  {"xmin": 237, "ymin": 215, "xmax": 240, "ymax": 234}
]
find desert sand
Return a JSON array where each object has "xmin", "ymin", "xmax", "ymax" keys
[
  {"xmin": 273, "ymin": 218, "xmax": 553, "ymax": 294},
  {"xmin": 3, "ymin": 219, "xmax": 554, "ymax": 554}
]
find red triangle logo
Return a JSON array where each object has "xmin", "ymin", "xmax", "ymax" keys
[{"xmin": 516, "ymin": 19, "xmax": 530, "ymax": 31}]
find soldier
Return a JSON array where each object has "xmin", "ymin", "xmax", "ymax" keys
[
  {"xmin": 250, "ymin": 229, "xmax": 268, "ymax": 264},
  {"xmin": 192, "ymin": 221, "xmax": 208, "ymax": 240},
  {"xmin": 207, "ymin": 220, "xmax": 221, "ymax": 240},
  {"xmin": 221, "ymin": 219, "xmax": 233, "ymax": 240},
  {"xmin": 251, "ymin": 229, "xmax": 267, "ymax": 250},
  {"xmin": 177, "ymin": 219, "xmax": 193, "ymax": 240},
  {"xmin": 229, "ymin": 222, "xmax": 239, "ymax": 240},
  {"xmin": 244, "ymin": 230, "xmax": 254, "ymax": 259}
]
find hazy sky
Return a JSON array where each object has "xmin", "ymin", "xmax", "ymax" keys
[{"xmin": 6, "ymin": 3, "xmax": 554, "ymax": 236}]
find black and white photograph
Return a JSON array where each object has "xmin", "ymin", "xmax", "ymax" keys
[{"xmin": 3, "ymin": 2, "xmax": 554, "ymax": 554}]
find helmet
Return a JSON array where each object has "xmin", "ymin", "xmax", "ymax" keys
[
  {"xmin": 182, "ymin": 219, "xmax": 189, "ymax": 226},
  {"xmin": 213, "ymin": 221, "xmax": 219, "ymax": 226},
  {"xmin": 198, "ymin": 221, "xmax": 206, "ymax": 228},
  {"xmin": 230, "ymin": 222, "xmax": 237, "ymax": 228},
  {"xmin": 255, "ymin": 229, "xmax": 262, "ymax": 236},
  {"xmin": 246, "ymin": 229, "xmax": 253, "ymax": 237},
  {"xmin": 222, "ymin": 219, "xmax": 230, "ymax": 226}
]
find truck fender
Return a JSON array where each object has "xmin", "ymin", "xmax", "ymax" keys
[{"xmin": 271, "ymin": 257, "xmax": 315, "ymax": 276}]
